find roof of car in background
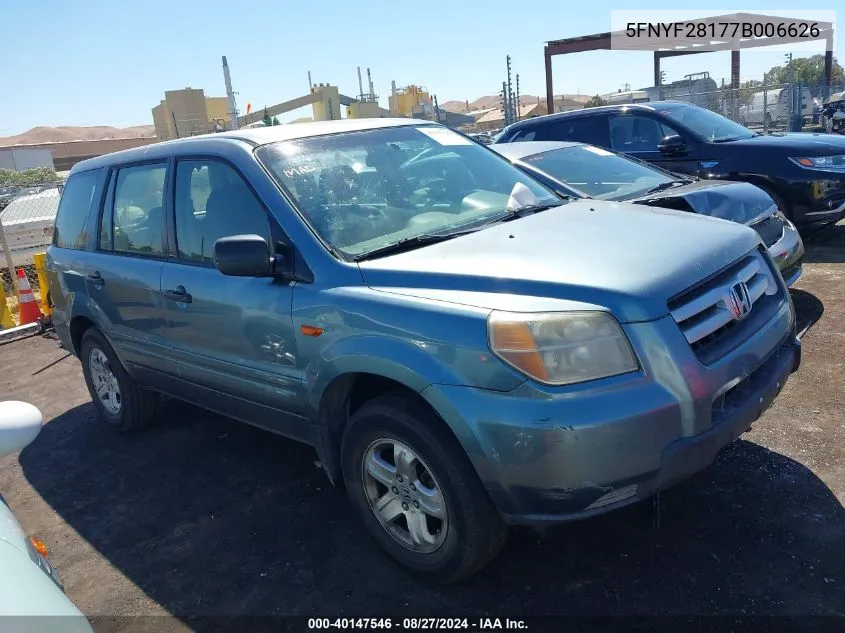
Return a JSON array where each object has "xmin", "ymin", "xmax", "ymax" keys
[
  {"xmin": 496, "ymin": 100, "xmax": 692, "ymax": 135},
  {"xmin": 70, "ymin": 118, "xmax": 438, "ymax": 175},
  {"xmin": 489, "ymin": 141, "xmax": 582, "ymax": 161}
]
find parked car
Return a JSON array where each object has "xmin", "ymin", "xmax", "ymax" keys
[
  {"xmin": 739, "ymin": 87, "xmax": 813, "ymax": 127},
  {"xmin": 490, "ymin": 141, "xmax": 804, "ymax": 286},
  {"xmin": 47, "ymin": 119, "xmax": 801, "ymax": 583},
  {"xmin": 0, "ymin": 186, "xmax": 60, "ymax": 269},
  {"xmin": 0, "ymin": 401, "xmax": 93, "ymax": 629},
  {"xmin": 494, "ymin": 101, "xmax": 845, "ymax": 228},
  {"xmin": 0, "ymin": 185, "xmax": 23, "ymax": 211},
  {"xmin": 821, "ymin": 90, "xmax": 845, "ymax": 134}
]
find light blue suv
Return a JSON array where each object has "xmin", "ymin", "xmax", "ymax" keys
[{"xmin": 46, "ymin": 119, "xmax": 800, "ymax": 582}]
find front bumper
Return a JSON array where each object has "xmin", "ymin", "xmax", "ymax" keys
[
  {"xmin": 790, "ymin": 176, "xmax": 845, "ymax": 227},
  {"xmin": 423, "ymin": 298, "xmax": 799, "ymax": 525}
]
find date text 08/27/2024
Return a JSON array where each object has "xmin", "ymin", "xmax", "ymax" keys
[{"xmin": 307, "ymin": 617, "xmax": 528, "ymax": 631}]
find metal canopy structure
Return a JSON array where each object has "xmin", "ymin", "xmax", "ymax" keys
[{"xmin": 543, "ymin": 12, "xmax": 835, "ymax": 113}]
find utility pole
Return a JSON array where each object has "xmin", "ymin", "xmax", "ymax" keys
[
  {"xmin": 434, "ymin": 95, "xmax": 441, "ymax": 123},
  {"xmin": 501, "ymin": 81, "xmax": 509, "ymax": 127},
  {"xmin": 515, "ymin": 74, "xmax": 520, "ymax": 121},
  {"xmin": 506, "ymin": 55, "xmax": 514, "ymax": 126},
  {"xmin": 222, "ymin": 56, "xmax": 239, "ymax": 130}
]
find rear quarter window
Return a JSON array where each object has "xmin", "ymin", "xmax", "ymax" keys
[{"xmin": 52, "ymin": 169, "xmax": 101, "ymax": 250}]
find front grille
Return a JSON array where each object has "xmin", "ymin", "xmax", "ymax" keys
[
  {"xmin": 669, "ymin": 249, "xmax": 784, "ymax": 365},
  {"xmin": 751, "ymin": 214, "xmax": 785, "ymax": 248}
]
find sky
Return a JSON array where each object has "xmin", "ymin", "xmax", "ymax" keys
[{"xmin": 1, "ymin": 1, "xmax": 841, "ymax": 137}]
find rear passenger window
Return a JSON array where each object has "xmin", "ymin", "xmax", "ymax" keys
[
  {"xmin": 173, "ymin": 159, "xmax": 271, "ymax": 264},
  {"xmin": 547, "ymin": 117, "xmax": 609, "ymax": 147},
  {"xmin": 52, "ymin": 170, "xmax": 99, "ymax": 250},
  {"xmin": 112, "ymin": 164, "xmax": 167, "ymax": 257}
]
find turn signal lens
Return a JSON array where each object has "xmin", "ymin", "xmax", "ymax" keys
[
  {"xmin": 30, "ymin": 536, "xmax": 48, "ymax": 557},
  {"xmin": 488, "ymin": 321, "xmax": 548, "ymax": 381},
  {"xmin": 488, "ymin": 311, "xmax": 639, "ymax": 386}
]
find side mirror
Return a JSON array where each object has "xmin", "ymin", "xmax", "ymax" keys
[
  {"xmin": 214, "ymin": 235, "xmax": 274, "ymax": 277},
  {"xmin": 0, "ymin": 401, "xmax": 43, "ymax": 458},
  {"xmin": 657, "ymin": 134, "xmax": 687, "ymax": 156}
]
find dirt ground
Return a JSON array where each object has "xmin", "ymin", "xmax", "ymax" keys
[{"xmin": 1, "ymin": 224, "xmax": 843, "ymax": 631}]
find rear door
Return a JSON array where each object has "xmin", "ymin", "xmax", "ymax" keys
[
  {"xmin": 84, "ymin": 161, "xmax": 173, "ymax": 387},
  {"xmin": 45, "ymin": 168, "xmax": 106, "ymax": 348},
  {"xmin": 607, "ymin": 112, "xmax": 701, "ymax": 176},
  {"xmin": 161, "ymin": 157, "xmax": 308, "ymax": 441}
]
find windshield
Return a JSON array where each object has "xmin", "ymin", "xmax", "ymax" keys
[
  {"xmin": 523, "ymin": 144, "xmax": 679, "ymax": 201},
  {"xmin": 256, "ymin": 125, "xmax": 560, "ymax": 258},
  {"xmin": 664, "ymin": 105, "xmax": 755, "ymax": 142}
]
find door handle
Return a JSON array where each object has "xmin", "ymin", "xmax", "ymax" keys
[
  {"xmin": 163, "ymin": 286, "xmax": 192, "ymax": 304},
  {"xmin": 86, "ymin": 272, "xmax": 105, "ymax": 288}
]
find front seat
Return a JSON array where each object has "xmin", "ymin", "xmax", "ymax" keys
[{"xmin": 203, "ymin": 183, "xmax": 268, "ymax": 260}]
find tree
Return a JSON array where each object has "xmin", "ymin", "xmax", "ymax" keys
[
  {"xmin": 583, "ymin": 95, "xmax": 607, "ymax": 108},
  {"xmin": 0, "ymin": 167, "xmax": 62, "ymax": 187},
  {"xmin": 272, "ymin": 116, "xmax": 280, "ymax": 126},
  {"xmin": 763, "ymin": 54, "xmax": 844, "ymax": 94},
  {"xmin": 262, "ymin": 107, "xmax": 272, "ymax": 127}
]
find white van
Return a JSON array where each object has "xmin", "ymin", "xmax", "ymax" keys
[{"xmin": 740, "ymin": 87, "xmax": 813, "ymax": 126}]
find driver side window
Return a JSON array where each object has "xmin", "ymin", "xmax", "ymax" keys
[
  {"xmin": 609, "ymin": 116, "xmax": 679, "ymax": 152},
  {"xmin": 174, "ymin": 159, "xmax": 271, "ymax": 265}
]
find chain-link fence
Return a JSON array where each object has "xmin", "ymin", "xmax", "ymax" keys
[
  {"xmin": 0, "ymin": 182, "xmax": 59, "ymax": 326},
  {"xmin": 658, "ymin": 80, "xmax": 845, "ymax": 134}
]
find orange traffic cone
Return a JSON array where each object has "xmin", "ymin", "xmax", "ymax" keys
[{"xmin": 16, "ymin": 268, "xmax": 44, "ymax": 325}]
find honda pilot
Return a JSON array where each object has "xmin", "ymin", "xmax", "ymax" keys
[{"xmin": 46, "ymin": 119, "xmax": 801, "ymax": 583}]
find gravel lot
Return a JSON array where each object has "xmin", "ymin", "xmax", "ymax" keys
[{"xmin": 1, "ymin": 223, "xmax": 843, "ymax": 631}]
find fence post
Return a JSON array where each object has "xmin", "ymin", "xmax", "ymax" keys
[
  {"xmin": 32, "ymin": 252, "xmax": 51, "ymax": 317},
  {"xmin": 763, "ymin": 87, "xmax": 768, "ymax": 133}
]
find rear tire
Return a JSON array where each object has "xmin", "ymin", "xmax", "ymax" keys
[
  {"xmin": 341, "ymin": 394, "xmax": 508, "ymax": 583},
  {"xmin": 80, "ymin": 328, "xmax": 157, "ymax": 432}
]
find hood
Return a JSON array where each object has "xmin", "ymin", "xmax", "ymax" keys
[
  {"xmin": 357, "ymin": 199, "xmax": 761, "ymax": 322},
  {"xmin": 725, "ymin": 132, "xmax": 845, "ymax": 155},
  {"xmin": 629, "ymin": 180, "xmax": 776, "ymax": 226}
]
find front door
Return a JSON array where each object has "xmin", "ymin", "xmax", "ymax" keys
[
  {"xmin": 161, "ymin": 157, "xmax": 308, "ymax": 441},
  {"xmin": 608, "ymin": 113, "xmax": 700, "ymax": 177}
]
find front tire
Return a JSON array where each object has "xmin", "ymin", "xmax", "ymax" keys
[
  {"xmin": 341, "ymin": 394, "xmax": 508, "ymax": 583},
  {"xmin": 80, "ymin": 328, "xmax": 157, "ymax": 432}
]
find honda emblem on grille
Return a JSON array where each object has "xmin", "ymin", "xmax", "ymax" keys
[{"xmin": 728, "ymin": 281, "xmax": 752, "ymax": 320}]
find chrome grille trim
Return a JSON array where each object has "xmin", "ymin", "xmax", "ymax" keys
[{"xmin": 670, "ymin": 251, "xmax": 779, "ymax": 348}]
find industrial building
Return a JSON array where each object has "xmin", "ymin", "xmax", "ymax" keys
[
  {"xmin": 152, "ymin": 88, "xmax": 232, "ymax": 140},
  {"xmin": 0, "ymin": 148, "xmax": 54, "ymax": 171}
]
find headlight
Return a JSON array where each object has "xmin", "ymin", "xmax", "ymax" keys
[
  {"xmin": 487, "ymin": 311, "xmax": 638, "ymax": 386},
  {"xmin": 773, "ymin": 209, "xmax": 795, "ymax": 228},
  {"xmin": 789, "ymin": 155, "xmax": 845, "ymax": 170}
]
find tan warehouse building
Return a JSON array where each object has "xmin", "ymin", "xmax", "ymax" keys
[{"xmin": 152, "ymin": 88, "xmax": 231, "ymax": 141}]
